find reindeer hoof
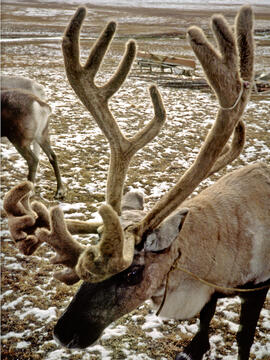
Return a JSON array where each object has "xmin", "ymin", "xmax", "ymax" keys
[{"xmin": 54, "ymin": 187, "xmax": 66, "ymax": 200}]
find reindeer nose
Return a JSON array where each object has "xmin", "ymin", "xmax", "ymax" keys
[{"xmin": 53, "ymin": 315, "xmax": 104, "ymax": 349}]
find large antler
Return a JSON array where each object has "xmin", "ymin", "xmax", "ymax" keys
[
  {"xmin": 3, "ymin": 8, "xmax": 164, "ymax": 284},
  {"xmin": 62, "ymin": 7, "xmax": 166, "ymax": 215},
  {"xmin": 132, "ymin": 5, "xmax": 254, "ymax": 238},
  {"xmin": 3, "ymin": 182, "xmax": 135, "ymax": 284}
]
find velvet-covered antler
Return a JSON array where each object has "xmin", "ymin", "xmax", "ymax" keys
[
  {"xmin": 3, "ymin": 182, "xmax": 50, "ymax": 255},
  {"xmin": 62, "ymin": 7, "xmax": 166, "ymax": 215},
  {"xmin": 133, "ymin": 5, "xmax": 253, "ymax": 238},
  {"xmin": 3, "ymin": 183, "xmax": 136, "ymax": 284}
]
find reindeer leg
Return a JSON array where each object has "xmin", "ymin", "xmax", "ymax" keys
[
  {"xmin": 12, "ymin": 142, "xmax": 39, "ymax": 183},
  {"xmin": 39, "ymin": 139, "xmax": 65, "ymax": 199},
  {"xmin": 32, "ymin": 140, "xmax": 41, "ymax": 159},
  {"xmin": 237, "ymin": 287, "xmax": 269, "ymax": 360},
  {"xmin": 32, "ymin": 141, "xmax": 41, "ymax": 174},
  {"xmin": 175, "ymin": 294, "xmax": 218, "ymax": 360}
]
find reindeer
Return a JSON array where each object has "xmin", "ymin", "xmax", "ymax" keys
[
  {"xmin": 1, "ymin": 76, "xmax": 65, "ymax": 199},
  {"xmin": 1, "ymin": 75, "xmax": 47, "ymax": 159},
  {"xmin": 3, "ymin": 5, "xmax": 270, "ymax": 360}
]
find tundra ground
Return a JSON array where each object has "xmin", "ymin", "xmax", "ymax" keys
[{"xmin": 1, "ymin": 1, "xmax": 270, "ymax": 359}]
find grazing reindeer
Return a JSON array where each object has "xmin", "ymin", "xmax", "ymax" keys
[
  {"xmin": 3, "ymin": 5, "xmax": 270, "ymax": 360},
  {"xmin": 1, "ymin": 75, "xmax": 47, "ymax": 159},
  {"xmin": 1, "ymin": 76, "xmax": 65, "ymax": 199}
]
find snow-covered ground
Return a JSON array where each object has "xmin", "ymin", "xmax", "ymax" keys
[{"xmin": 1, "ymin": 1, "xmax": 270, "ymax": 359}]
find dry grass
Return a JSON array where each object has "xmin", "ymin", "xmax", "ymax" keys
[{"xmin": 1, "ymin": 1, "xmax": 270, "ymax": 359}]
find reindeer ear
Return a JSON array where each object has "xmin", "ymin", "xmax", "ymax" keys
[{"xmin": 144, "ymin": 208, "xmax": 189, "ymax": 252}]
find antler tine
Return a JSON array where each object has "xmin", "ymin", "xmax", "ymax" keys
[
  {"xmin": 62, "ymin": 7, "xmax": 166, "ymax": 214},
  {"xmin": 236, "ymin": 5, "xmax": 254, "ymax": 82},
  {"xmin": 3, "ymin": 182, "xmax": 37, "ymax": 248},
  {"xmin": 207, "ymin": 120, "xmax": 245, "ymax": 176},
  {"xmin": 62, "ymin": 7, "xmax": 85, "ymax": 74},
  {"xmin": 65, "ymin": 219, "xmax": 103, "ymax": 234},
  {"xmin": 3, "ymin": 182, "xmax": 50, "ymax": 255},
  {"xmin": 129, "ymin": 85, "xmax": 166, "ymax": 150},
  {"xmin": 3, "ymin": 181, "xmax": 35, "ymax": 217},
  {"xmin": 85, "ymin": 21, "xmax": 117, "ymax": 79},
  {"xmin": 132, "ymin": 5, "xmax": 254, "ymax": 239},
  {"xmin": 103, "ymin": 40, "xmax": 136, "ymax": 100},
  {"xmin": 76, "ymin": 204, "xmax": 135, "ymax": 282},
  {"xmin": 37, "ymin": 207, "xmax": 85, "ymax": 267},
  {"xmin": 36, "ymin": 207, "xmax": 85, "ymax": 285}
]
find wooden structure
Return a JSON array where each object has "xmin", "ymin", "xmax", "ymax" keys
[
  {"xmin": 159, "ymin": 76, "xmax": 270, "ymax": 96},
  {"xmin": 137, "ymin": 51, "xmax": 196, "ymax": 75}
]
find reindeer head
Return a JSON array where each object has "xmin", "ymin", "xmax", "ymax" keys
[{"xmin": 3, "ymin": 5, "xmax": 254, "ymax": 350}]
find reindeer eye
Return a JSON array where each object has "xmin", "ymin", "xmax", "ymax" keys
[{"xmin": 124, "ymin": 265, "xmax": 144, "ymax": 286}]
